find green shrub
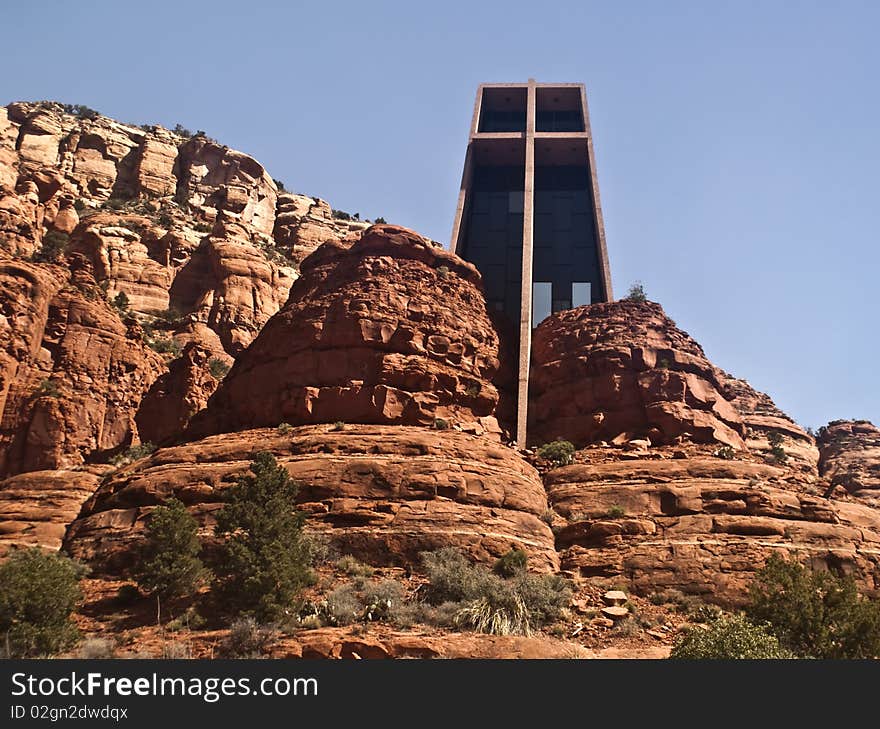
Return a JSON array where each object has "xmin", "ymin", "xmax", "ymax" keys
[
  {"xmin": 330, "ymin": 421, "xmax": 345, "ymax": 432},
  {"xmin": 537, "ymin": 440, "xmax": 575, "ymax": 467},
  {"xmin": 433, "ymin": 417, "xmax": 450, "ymax": 430},
  {"xmin": 166, "ymin": 607, "xmax": 206, "ymax": 632},
  {"xmin": 374, "ymin": 217, "xmax": 387, "ymax": 224},
  {"xmin": 62, "ymin": 103, "xmax": 100, "ymax": 120},
  {"xmin": 109, "ymin": 442, "xmax": 156, "ymax": 466},
  {"xmin": 336, "ymin": 556, "xmax": 374, "ymax": 578},
  {"xmin": 420, "ymin": 548, "xmax": 570, "ymax": 635},
  {"xmin": 136, "ymin": 498, "xmax": 208, "ymax": 600},
  {"xmin": 713, "ymin": 445, "xmax": 736, "ymax": 460},
  {"xmin": 34, "ymin": 379, "xmax": 61, "ymax": 398},
  {"xmin": 605, "ymin": 505, "xmax": 626, "ymax": 519},
  {"xmin": 213, "ymin": 452, "xmax": 312, "ymax": 621},
  {"xmin": 173, "ymin": 123, "xmax": 193, "ymax": 138},
  {"xmin": 111, "ymin": 291, "xmax": 130, "ymax": 314},
  {"xmin": 223, "ymin": 617, "xmax": 276, "ymax": 658},
  {"xmin": 766, "ymin": 431, "xmax": 788, "ymax": 463},
  {"xmin": 32, "ymin": 230, "xmax": 69, "ymax": 263},
  {"xmin": 494, "ymin": 548, "xmax": 528, "ymax": 577},
  {"xmin": 148, "ymin": 337, "xmax": 182, "ymax": 357},
  {"xmin": 670, "ymin": 614, "xmax": 791, "ymax": 659},
  {"xmin": 746, "ymin": 555, "xmax": 880, "ymax": 659},
  {"xmin": 0, "ymin": 548, "xmax": 82, "ymax": 657},
  {"xmin": 272, "ymin": 178, "xmax": 286, "ymax": 192},
  {"xmin": 332, "ymin": 209, "xmax": 352, "ymax": 221},
  {"xmin": 208, "ymin": 358, "xmax": 230, "ymax": 379},
  {"xmin": 624, "ymin": 281, "xmax": 648, "ymax": 303}
]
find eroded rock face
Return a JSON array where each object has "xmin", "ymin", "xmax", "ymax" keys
[
  {"xmin": 717, "ymin": 372, "xmax": 818, "ymax": 470},
  {"xmin": 547, "ymin": 444, "xmax": 880, "ymax": 605},
  {"xmin": 190, "ymin": 225, "xmax": 513, "ymax": 438},
  {"xmin": 0, "ymin": 258, "xmax": 165, "ymax": 475},
  {"xmin": 819, "ymin": 420, "xmax": 880, "ymax": 508},
  {"xmin": 168, "ymin": 217, "xmax": 296, "ymax": 354},
  {"xmin": 529, "ymin": 301, "xmax": 745, "ymax": 449},
  {"xmin": 0, "ymin": 469, "xmax": 99, "ymax": 556},
  {"xmin": 272, "ymin": 193, "xmax": 369, "ymax": 265},
  {"xmin": 135, "ymin": 343, "xmax": 228, "ymax": 445},
  {"xmin": 63, "ymin": 425, "xmax": 558, "ymax": 573}
]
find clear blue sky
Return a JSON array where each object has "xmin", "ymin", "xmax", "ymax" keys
[{"xmin": 3, "ymin": 1, "xmax": 878, "ymax": 429}]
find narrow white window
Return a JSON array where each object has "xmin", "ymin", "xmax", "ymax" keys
[
  {"xmin": 572, "ymin": 282, "xmax": 591, "ymax": 308},
  {"xmin": 532, "ymin": 281, "xmax": 551, "ymax": 326}
]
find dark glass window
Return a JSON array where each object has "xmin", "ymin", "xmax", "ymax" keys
[
  {"xmin": 479, "ymin": 109, "xmax": 526, "ymax": 132},
  {"xmin": 536, "ymin": 109, "xmax": 584, "ymax": 132}
]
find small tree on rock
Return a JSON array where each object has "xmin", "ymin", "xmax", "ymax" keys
[
  {"xmin": 136, "ymin": 498, "xmax": 208, "ymax": 601},
  {"xmin": 213, "ymin": 452, "xmax": 312, "ymax": 621},
  {"xmin": 624, "ymin": 281, "xmax": 648, "ymax": 303}
]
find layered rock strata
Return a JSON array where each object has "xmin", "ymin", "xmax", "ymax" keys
[{"xmin": 64, "ymin": 425, "xmax": 558, "ymax": 573}]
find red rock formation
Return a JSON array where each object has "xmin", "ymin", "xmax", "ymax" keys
[
  {"xmin": 717, "ymin": 371, "xmax": 818, "ymax": 469},
  {"xmin": 135, "ymin": 343, "xmax": 227, "ymax": 444},
  {"xmin": 190, "ymin": 225, "xmax": 513, "ymax": 438},
  {"xmin": 546, "ymin": 443, "xmax": 880, "ymax": 605},
  {"xmin": 0, "ymin": 257, "xmax": 165, "ymax": 475},
  {"xmin": 819, "ymin": 420, "xmax": 880, "ymax": 508},
  {"xmin": 63, "ymin": 425, "xmax": 558, "ymax": 573},
  {"xmin": 529, "ymin": 301, "xmax": 745, "ymax": 449},
  {"xmin": 272, "ymin": 193, "xmax": 369, "ymax": 265},
  {"xmin": 0, "ymin": 469, "xmax": 100, "ymax": 556}
]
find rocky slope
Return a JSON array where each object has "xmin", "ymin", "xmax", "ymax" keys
[{"xmin": 819, "ymin": 420, "xmax": 880, "ymax": 508}]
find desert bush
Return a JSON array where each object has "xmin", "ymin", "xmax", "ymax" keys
[
  {"xmin": 624, "ymin": 281, "xmax": 648, "ymax": 303},
  {"xmin": 362, "ymin": 580, "xmax": 405, "ymax": 622},
  {"xmin": 34, "ymin": 379, "xmax": 61, "ymax": 398},
  {"xmin": 166, "ymin": 607, "xmax": 206, "ymax": 632},
  {"xmin": 0, "ymin": 548, "xmax": 82, "ymax": 657},
  {"xmin": 32, "ymin": 230, "xmax": 69, "ymax": 263},
  {"xmin": 109, "ymin": 442, "xmax": 156, "ymax": 466},
  {"xmin": 330, "ymin": 421, "xmax": 345, "ymax": 431},
  {"xmin": 162, "ymin": 640, "xmax": 192, "ymax": 659},
  {"xmin": 148, "ymin": 337, "xmax": 182, "ymax": 357},
  {"xmin": 670, "ymin": 614, "xmax": 791, "ymax": 659},
  {"xmin": 78, "ymin": 637, "xmax": 116, "ymax": 659},
  {"xmin": 214, "ymin": 452, "xmax": 313, "ymax": 621},
  {"xmin": 494, "ymin": 548, "xmax": 528, "ymax": 577},
  {"xmin": 276, "ymin": 422, "xmax": 292, "ymax": 434},
  {"xmin": 332, "ymin": 209, "xmax": 352, "ymax": 221},
  {"xmin": 208, "ymin": 358, "xmax": 230, "ymax": 379},
  {"xmin": 605, "ymin": 505, "xmax": 626, "ymax": 519},
  {"xmin": 537, "ymin": 440, "xmax": 575, "ymax": 467},
  {"xmin": 324, "ymin": 585, "xmax": 363, "ymax": 626},
  {"xmin": 433, "ymin": 417, "xmax": 450, "ymax": 430},
  {"xmin": 456, "ymin": 595, "xmax": 530, "ymax": 636},
  {"xmin": 746, "ymin": 555, "xmax": 880, "ymax": 659},
  {"xmin": 272, "ymin": 178, "xmax": 286, "ymax": 192},
  {"xmin": 713, "ymin": 445, "xmax": 736, "ymax": 460},
  {"xmin": 374, "ymin": 217, "xmax": 387, "ymax": 224},
  {"xmin": 136, "ymin": 498, "xmax": 208, "ymax": 600},
  {"xmin": 420, "ymin": 548, "xmax": 570, "ymax": 635},
  {"xmin": 223, "ymin": 617, "xmax": 276, "ymax": 658},
  {"xmin": 336, "ymin": 556, "xmax": 374, "ymax": 578}
]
